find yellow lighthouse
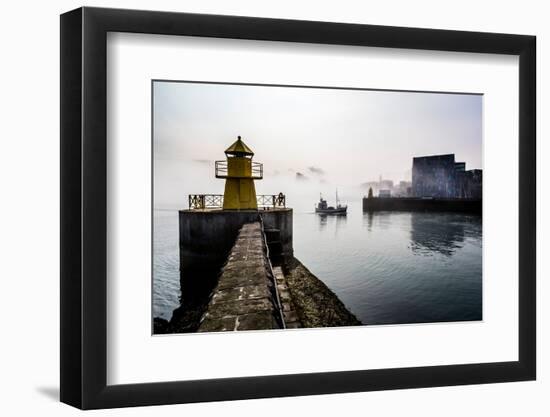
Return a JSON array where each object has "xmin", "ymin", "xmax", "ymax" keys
[{"xmin": 216, "ymin": 136, "xmax": 263, "ymax": 210}]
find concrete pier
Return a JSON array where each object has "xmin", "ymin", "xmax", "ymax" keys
[
  {"xmin": 196, "ymin": 220, "xmax": 360, "ymax": 332},
  {"xmin": 160, "ymin": 207, "xmax": 360, "ymax": 334},
  {"xmin": 198, "ymin": 222, "xmax": 286, "ymax": 332},
  {"xmin": 179, "ymin": 208, "xmax": 293, "ymax": 269}
]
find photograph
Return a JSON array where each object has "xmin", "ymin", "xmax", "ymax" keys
[{"xmin": 152, "ymin": 81, "xmax": 483, "ymax": 334}]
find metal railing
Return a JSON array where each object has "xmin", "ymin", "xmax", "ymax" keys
[
  {"xmin": 214, "ymin": 160, "xmax": 263, "ymax": 179},
  {"xmin": 257, "ymin": 193, "xmax": 286, "ymax": 209},
  {"xmin": 188, "ymin": 194, "xmax": 223, "ymax": 210},
  {"xmin": 251, "ymin": 162, "xmax": 263, "ymax": 179},
  {"xmin": 214, "ymin": 161, "xmax": 228, "ymax": 178},
  {"xmin": 188, "ymin": 193, "xmax": 285, "ymax": 209}
]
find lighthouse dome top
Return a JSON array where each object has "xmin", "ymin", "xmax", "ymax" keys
[{"xmin": 225, "ymin": 136, "xmax": 254, "ymax": 157}]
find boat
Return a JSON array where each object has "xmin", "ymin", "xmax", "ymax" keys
[{"xmin": 315, "ymin": 190, "xmax": 347, "ymax": 214}]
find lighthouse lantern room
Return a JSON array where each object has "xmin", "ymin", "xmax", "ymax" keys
[{"xmin": 215, "ymin": 136, "xmax": 263, "ymax": 210}]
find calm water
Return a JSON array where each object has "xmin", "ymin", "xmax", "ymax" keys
[
  {"xmin": 153, "ymin": 203, "xmax": 482, "ymax": 324},
  {"xmin": 153, "ymin": 210, "xmax": 181, "ymax": 320}
]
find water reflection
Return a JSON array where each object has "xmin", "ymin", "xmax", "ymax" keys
[
  {"xmin": 361, "ymin": 211, "xmax": 393, "ymax": 231},
  {"xmin": 409, "ymin": 212, "xmax": 478, "ymax": 256},
  {"xmin": 298, "ymin": 209, "xmax": 482, "ymax": 324},
  {"xmin": 316, "ymin": 213, "xmax": 347, "ymax": 234},
  {"xmin": 363, "ymin": 211, "xmax": 374, "ymax": 231}
]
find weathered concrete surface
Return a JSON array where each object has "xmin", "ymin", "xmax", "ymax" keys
[
  {"xmin": 362, "ymin": 197, "xmax": 482, "ymax": 214},
  {"xmin": 273, "ymin": 266, "xmax": 301, "ymax": 328},
  {"xmin": 163, "ymin": 211, "xmax": 361, "ymax": 334},
  {"xmin": 198, "ymin": 223, "xmax": 283, "ymax": 332},
  {"xmin": 179, "ymin": 208, "xmax": 293, "ymax": 269},
  {"xmin": 284, "ymin": 258, "xmax": 361, "ymax": 328}
]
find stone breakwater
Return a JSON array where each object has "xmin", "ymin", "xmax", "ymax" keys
[
  {"xmin": 155, "ymin": 219, "xmax": 360, "ymax": 334},
  {"xmin": 283, "ymin": 257, "xmax": 361, "ymax": 328},
  {"xmin": 197, "ymin": 221, "xmax": 360, "ymax": 332},
  {"xmin": 198, "ymin": 222, "xmax": 284, "ymax": 332}
]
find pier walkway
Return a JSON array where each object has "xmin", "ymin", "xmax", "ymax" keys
[{"xmin": 198, "ymin": 222, "xmax": 299, "ymax": 332}]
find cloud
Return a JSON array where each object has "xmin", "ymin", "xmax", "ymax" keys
[
  {"xmin": 193, "ymin": 159, "xmax": 211, "ymax": 164},
  {"xmin": 295, "ymin": 172, "xmax": 309, "ymax": 181},
  {"xmin": 307, "ymin": 166, "xmax": 325, "ymax": 176}
]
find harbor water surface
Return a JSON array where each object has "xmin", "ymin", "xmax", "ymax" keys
[{"xmin": 153, "ymin": 200, "xmax": 482, "ymax": 325}]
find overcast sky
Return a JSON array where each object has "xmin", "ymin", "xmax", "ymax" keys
[{"xmin": 153, "ymin": 81, "xmax": 482, "ymax": 210}]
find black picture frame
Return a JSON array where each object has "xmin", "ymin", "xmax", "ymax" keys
[{"xmin": 60, "ymin": 6, "xmax": 536, "ymax": 410}]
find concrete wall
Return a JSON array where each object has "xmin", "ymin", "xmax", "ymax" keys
[
  {"xmin": 179, "ymin": 208, "xmax": 293, "ymax": 269},
  {"xmin": 260, "ymin": 208, "xmax": 293, "ymax": 261}
]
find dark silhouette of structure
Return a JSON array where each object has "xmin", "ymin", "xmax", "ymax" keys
[
  {"xmin": 412, "ymin": 154, "xmax": 482, "ymax": 199},
  {"xmin": 456, "ymin": 168, "xmax": 483, "ymax": 199}
]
